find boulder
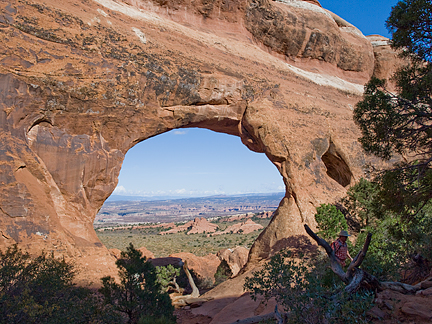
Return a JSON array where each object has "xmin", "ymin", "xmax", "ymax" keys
[
  {"xmin": 137, "ymin": 246, "xmax": 155, "ymax": 259},
  {"xmin": 217, "ymin": 247, "xmax": 249, "ymax": 276},
  {"xmin": 420, "ymin": 277, "xmax": 432, "ymax": 290},
  {"xmin": 401, "ymin": 301, "xmax": 432, "ymax": 321},
  {"xmin": 149, "ymin": 257, "xmax": 184, "ymax": 268},
  {"xmin": 170, "ymin": 252, "xmax": 221, "ymax": 282},
  {"xmin": 374, "ymin": 289, "xmax": 432, "ymax": 323}
]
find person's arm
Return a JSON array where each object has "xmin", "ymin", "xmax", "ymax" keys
[{"xmin": 347, "ymin": 249, "xmax": 353, "ymax": 261}]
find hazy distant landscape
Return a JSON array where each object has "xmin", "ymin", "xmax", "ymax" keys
[
  {"xmin": 94, "ymin": 192, "xmax": 284, "ymax": 226},
  {"xmin": 96, "ymin": 216, "xmax": 271, "ymax": 257},
  {"xmin": 94, "ymin": 193, "xmax": 281, "ymax": 256}
]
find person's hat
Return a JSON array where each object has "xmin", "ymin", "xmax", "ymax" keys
[{"xmin": 339, "ymin": 230, "xmax": 350, "ymax": 237}]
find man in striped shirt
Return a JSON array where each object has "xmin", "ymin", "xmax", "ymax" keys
[{"xmin": 331, "ymin": 230, "xmax": 353, "ymax": 267}]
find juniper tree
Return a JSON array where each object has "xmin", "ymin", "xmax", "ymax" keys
[{"xmin": 354, "ymin": 0, "xmax": 432, "ymax": 213}]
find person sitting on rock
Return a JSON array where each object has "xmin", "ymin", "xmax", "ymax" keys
[{"xmin": 331, "ymin": 230, "xmax": 353, "ymax": 267}]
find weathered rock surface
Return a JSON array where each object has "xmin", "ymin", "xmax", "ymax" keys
[
  {"xmin": 169, "ymin": 252, "xmax": 220, "ymax": 281},
  {"xmin": 0, "ymin": 0, "xmax": 400, "ymax": 283},
  {"xmin": 108, "ymin": 248, "xmax": 122, "ymax": 259},
  {"xmin": 217, "ymin": 246, "xmax": 249, "ymax": 276},
  {"xmin": 137, "ymin": 246, "xmax": 155, "ymax": 259},
  {"xmin": 373, "ymin": 288, "xmax": 432, "ymax": 323},
  {"xmin": 187, "ymin": 217, "xmax": 219, "ymax": 235}
]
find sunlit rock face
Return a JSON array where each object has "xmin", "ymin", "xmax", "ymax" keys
[{"xmin": 0, "ymin": 0, "xmax": 398, "ymax": 281}]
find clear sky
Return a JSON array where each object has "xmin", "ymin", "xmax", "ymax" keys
[
  {"xmin": 319, "ymin": 0, "xmax": 399, "ymax": 37},
  {"xmin": 114, "ymin": 129, "xmax": 285, "ymax": 198},
  {"xmin": 113, "ymin": 0, "xmax": 400, "ymax": 198}
]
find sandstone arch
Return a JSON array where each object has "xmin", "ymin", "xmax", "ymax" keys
[{"xmin": 0, "ymin": 0, "xmax": 398, "ymax": 282}]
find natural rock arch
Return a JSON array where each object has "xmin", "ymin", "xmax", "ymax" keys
[{"xmin": 0, "ymin": 0, "xmax": 398, "ymax": 282}]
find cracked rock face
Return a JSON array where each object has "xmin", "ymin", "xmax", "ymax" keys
[{"xmin": 0, "ymin": 0, "xmax": 398, "ymax": 282}]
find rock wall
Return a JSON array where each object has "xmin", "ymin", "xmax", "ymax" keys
[{"xmin": 0, "ymin": 0, "xmax": 398, "ymax": 282}]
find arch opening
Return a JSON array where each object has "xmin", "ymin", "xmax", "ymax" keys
[
  {"xmin": 95, "ymin": 128, "xmax": 285, "ymax": 267},
  {"xmin": 321, "ymin": 142, "xmax": 353, "ymax": 187}
]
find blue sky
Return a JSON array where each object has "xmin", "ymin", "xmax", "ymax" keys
[
  {"xmin": 114, "ymin": 129, "xmax": 285, "ymax": 197},
  {"xmin": 319, "ymin": 0, "xmax": 399, "ymax": 37},
  {"xmin": 113, "ymin": 0, "xmax": 399, "ymax": 198}
]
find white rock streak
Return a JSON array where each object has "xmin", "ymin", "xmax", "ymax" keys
[
  {"xmin": 132, "ymin": 27, "xmax": 147, "ymax": 44},
  {"xmin": 370, "ymin": 40, "xmax": 390, "ymax": 47},
  {"xmin": 93, "ymin": 0, "xmax": 364, "ymax": 94},
  {"xmin": 275, "ymin": 0, "xmax": 333, "ymax": 19},
  {"xmin": 341, "ymin": 26, "xmax": 365, "ymax": 39},
  {"xmin": 285, "ymin": 63, "xmax": 364, "ymax": 94},
  {"xmin": 94, "ymin": 0, "xmax": 161, "ymax": 23},
  {"xmin": 97, "ymin": 8, "xmax": 109, "ymax": 17}
]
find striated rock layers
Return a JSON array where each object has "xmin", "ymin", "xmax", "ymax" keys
[{"xmin": 0, "ymin": 0, "xmax": 401, "ymax": 281}]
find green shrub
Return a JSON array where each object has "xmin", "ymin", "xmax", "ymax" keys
[
  {"xmin": 0, "ymin": 245, "xmax": 120, "ymax": 324},
  {"xmin": 314, "ymin": 204, "xmax": 348, "ymax": 241},
  {"xmin": 156, "ymin": 264, "xmax": 180, "ymax": 292},
  {"xmin": 244, "ymin": 250, "xmax": 373, "ymax": 324},
  {"xmin": 99, "ymin": 243, "xmax": 175, "ymax": 324},
  {"xmin": 214, "ymin": 259, "xmax": 232, "ymax": 286}
]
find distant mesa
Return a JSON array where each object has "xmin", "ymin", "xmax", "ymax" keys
[
  {"xmin": 223, "ymin": 211, "xmax": 273, "ymax": 222},
  {"xmin": 210, "ymin": 219, "xmax": 263, "ymax": 236},
  {"xmin": 98, "ymin": 222, "xmax": 174, "ymax": 232},
  {"xmin": 160, "ymin": 217, "xmax": 219, "ymax": 235}
]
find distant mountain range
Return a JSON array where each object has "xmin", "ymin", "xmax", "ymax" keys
[
  {"xmin": 106, "ymin": 192, "xmax": 285, "ymax": 202},
  {"xmin": 96, "ymin": 192, "xmax": 285, "ymax": 225}
]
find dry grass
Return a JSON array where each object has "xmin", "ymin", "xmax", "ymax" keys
[{"xmin": 96, "ymin": 219, "xmax": 270, "ymax": 257}]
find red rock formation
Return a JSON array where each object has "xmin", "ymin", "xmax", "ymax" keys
[
  {"xmin": 137, "ymin": 246, "xmax": 155, "ymax": 259},
  {"xmin": 160, "ymin": 217, "xmax": 218, "ymax": 235},
  {"xmin": 224, "ymin": 213, "xmax": 254, "ymax": 222},
  {"xmin": 217, "ymin": 246, "xmax": 249, "ymax": 276},
  {"xmin": 258, "ymin": 211, "xmax": 274, "ymax": 219},
  {"xmin": 187, "ymin": 217, "xmax": 219, "ymax": 235},
  {"xmin": 371, "ymin": 285, "xmax": 432, "ymax": 323},
  {"xmin": 170, "ymin": 252, "xmax": 220, "ymax": 282},
  {"xmin": 160, "ymin": 220, "xmax": 195, "ymax": 235},
  {"xmin": 0, "ymin": 0, "xmax": 401, "ymax": 283},
  {"xmin": 211, "ymin": 219, "xmax": 263, "ymax": 236},
  {"xmin": 149, "ymin": 256, "xmax": 183, "ymax": 268},
  {"xmin": 108, "ymin": 248, "xmax": 122, "ymax": 259}
]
